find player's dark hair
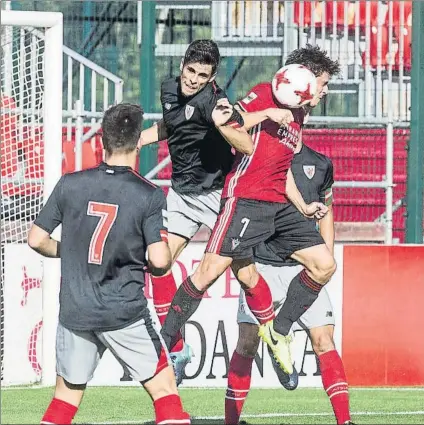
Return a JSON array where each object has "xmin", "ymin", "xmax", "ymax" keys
[
  {"xmin": 102, "ymin": 103, "xmax": 143, "ymax": 156},
  {"xmin": 285, "ymin": 44, "xmax": 340, "ymax": 77},
  {"xmin": 183, "ymin": 39, "xmax": 220, "ymax": 75}
]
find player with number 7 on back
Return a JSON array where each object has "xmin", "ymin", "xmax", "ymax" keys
[{"xmin": 27, "ymin": 103, "xmax": 190, "ymax": 425}]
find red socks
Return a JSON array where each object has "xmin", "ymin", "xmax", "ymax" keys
[
  {"xmin": 225, "ymin": 349, "xmax": 351, "ymax": 425},
  {"xmin": 154, "ymin": 394, "xmax": 190, "ymax": 424},
  {"xmin": 41, "ymin": 394, "xmax": 191, "ymax": 425},
  {"xmin": 41, "ymin": 398, "xmax": 78, "ymax": 424},
  {"xmin": 225, "ymin": 351, "xmax": 254, "ymax": 425},
  {"xmin": 319, "ymin": 350, "xmax": 351, "ymax": 425},
  {"xmin": 151, "ymin": 273, "xmax": 178, "ymax": 324},
  {"xmin": 151, "ymin": 273, "xmax": 184, "ymax": 352},
  {"xmin": 243, "ymin": 275, "xmax": 275, "ymax": 324}
]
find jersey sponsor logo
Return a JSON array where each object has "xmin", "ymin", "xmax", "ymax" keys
[
  {"xmin": 185, "ymin": 104, "xmax": 195, "ymax": 120},
  {"xmin": 164, "ymin": 102, "xmax": 172, "ymax": 110},
  {"xmin": 277, "ymin": 125, "xmax": 300, "ymax": 151},
  {"xmin": 303, "ymin": 165, "xmax": 316, "ymax": 179},
  {"xmin": 231, "ymin": 238, "xmax": 240, "ymax": 251}
]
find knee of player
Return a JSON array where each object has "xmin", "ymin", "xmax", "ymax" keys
[
  {"xmin": 311, "ymin": 330, "xmax": 336, "ymax": 356},
  {"xmin": 235, "ymin": 264, "xmax": 259, "ymax": 289},
  {"xmin": 148, "ymin": 243, "xmax": 172, "ymax": 276},
  {"xmin": 149, "ymin": 260, "xmax": 172, "ymax": 277},
  {"xmin": 322, "ymin": 257, "xmax": 337, "ymax": 280},
  {"xmin": 311, "ymin": 256, "xmax": 336, "ymax": 284}
]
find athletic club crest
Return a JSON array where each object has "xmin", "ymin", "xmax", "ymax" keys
[
  {"xmin": 303, "ymin": 165, "xmax": 315, "ymax": 179},
  {"xmin": 185, "ymin": 104, "xmax": 194, "ymax": 120}
]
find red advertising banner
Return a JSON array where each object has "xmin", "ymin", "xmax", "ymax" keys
[{"xmin": 342, "ymin": 246, "xmax": 424, "ymax": 386}]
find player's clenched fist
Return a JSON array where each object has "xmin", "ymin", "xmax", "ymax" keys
[
  {"xmin": 265, "ymin": 108, "xmax": 294, "ymax": 127},
  {"xmin": 304, "ymin": 201, "xmax": 329, "ymax": 220}
]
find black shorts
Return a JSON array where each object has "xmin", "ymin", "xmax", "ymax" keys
[
  {"xmin": 265, "ymin": 203, "xmax": 325, "ymax": 261},
  {"xmin": 206, "ymin": 197, "xmax": 324, "ymax": 260}
]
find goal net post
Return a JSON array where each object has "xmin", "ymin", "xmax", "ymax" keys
[{"xmin": 1, "ymin": 10, "xmax": 63, "ymax": 386}]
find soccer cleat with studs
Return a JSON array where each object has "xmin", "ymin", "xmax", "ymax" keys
[
  {"xmin": 258, "ymin": 320, "xmax": 294, "ymax": 375},
  {"xmin": 169, "ymin": 342, "xmax": 194, "ymax": 386},
  {"xmin": 268, "ymin": 345, "xmax": 298, "ymax": 390}
]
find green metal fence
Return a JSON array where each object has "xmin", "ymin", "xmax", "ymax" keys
[
  {"xmin": 9, "ymin": 1, "xmax": 361, "ymax": 114},
  {"xmin": 5, "ymin": 0, "xmax": 423, "ymax": 242}
]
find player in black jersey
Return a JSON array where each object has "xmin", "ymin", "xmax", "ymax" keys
[
  {"xmin": 227, "ymin": 138, "xmax": 354, "ymax": 425},
  {"xmin": 28, "ymin": 104, "xmax": 190, "ymax": 425},
  {"xmin": 138, "ymin": 39, "xmax": 293, "ymax": 384}
]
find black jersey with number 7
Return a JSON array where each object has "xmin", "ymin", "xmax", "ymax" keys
[{"xmin": 34, "ymin": 163, "xmax": 167, "ymax": 332}]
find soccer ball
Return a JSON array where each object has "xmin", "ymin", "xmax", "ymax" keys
[{"xmin": 271, "ymin": 64, "xmax": 317, "ymax": 108}]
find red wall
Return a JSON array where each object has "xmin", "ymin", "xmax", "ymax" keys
[{"xmin": 342, "ymin": 246, "xmax": 424, "ymax": 386}]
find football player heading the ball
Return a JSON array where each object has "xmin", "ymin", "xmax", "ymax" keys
[
  {"xmin": 160, "ymin": 44, "xmax": 342, "ymax": 384},
  {"xmin": 137, "ymin": 39, "xmax": 315, "ymax": 386},
  {"xmin": 226, "ymin": 47, "xmax": 354, "ymax": 425}
]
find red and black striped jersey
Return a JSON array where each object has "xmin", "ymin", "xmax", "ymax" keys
[{"xmin": 223, "ymin": 83, "xmax": 306, "ymax": 203}]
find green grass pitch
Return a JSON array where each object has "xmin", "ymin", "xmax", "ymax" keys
[{"xmin": 1, "ymin": 386, "xmax": 423, "ymax": 424}]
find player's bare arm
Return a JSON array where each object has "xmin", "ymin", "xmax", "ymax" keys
[
  {"xmin": 147, "ymin": 241, "xmax": 172, "ymax": 276},
  {"xmin": 212, "ymin": 99, "xmax": 254, "ymax": 156},
  {"xmin": 286, "ymin": 169, "xmax": 328, "ymax": 219},
  {"xmin": 28, "ymin": 224, "xmax": 61, "ymax": 258},
  {"xmin": 285, "ymin": 169, "xmax": 309, "ymax": 214},
  {"xmin": 318, "ymin": 205, "xmax": 335, "ymax": 255},
  {"xmin": 238, "ymin": 107, "xmax": 294, "ymax": 131},
  {"xmin": 316, "ymin": 158, "xmax": 335, "ymax": 253},
  {"xmin": 138, "ymin": 119, "xmax": 168, "ymax": 147}
]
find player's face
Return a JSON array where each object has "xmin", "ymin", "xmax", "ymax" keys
[
  {"xmin": 309, "ymin": 72, "xmax": 330, "ymax": 107},
  {"xmin": 180, "ymin": 62, "xmax": 215, "ymax": 96}
]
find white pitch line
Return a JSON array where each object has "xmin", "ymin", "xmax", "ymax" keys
[
  {"xmin": 181, "ymin": 386, "xmax": 424, "ymax": 392},
  {"xmin": 2, "ymin": 385, "xmax": 424, "ymax": 391},
  {"xmin": 346, "ymin": 387, "xmax": 424, "ymax": 392},
  {"xmin": 86, "ymin": 411, "xmax": 424, "ymax": 424},
  {"xmin": 197, "ymin": 411, "xmax": 424, "ymax": 420}
]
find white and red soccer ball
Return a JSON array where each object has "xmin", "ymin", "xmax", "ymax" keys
[{"xmin": 271, "ymin": 64, "xmax": 317, "ymax": 108}]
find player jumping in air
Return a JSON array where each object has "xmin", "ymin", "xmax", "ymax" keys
[
  {"xmin": 160, "ymin": 45, "xmax": 339, "ymax": 376},
  {"xmin": 139, "ymin": 39, "xmax": 294, "ymax": 384},
  {"xmin": 28, "ymin": 103, "xmax": 190, "ymax": 425},
  {"xmin": 227, "ymin": 137, "xmax": 354, "ymax": 425}
]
